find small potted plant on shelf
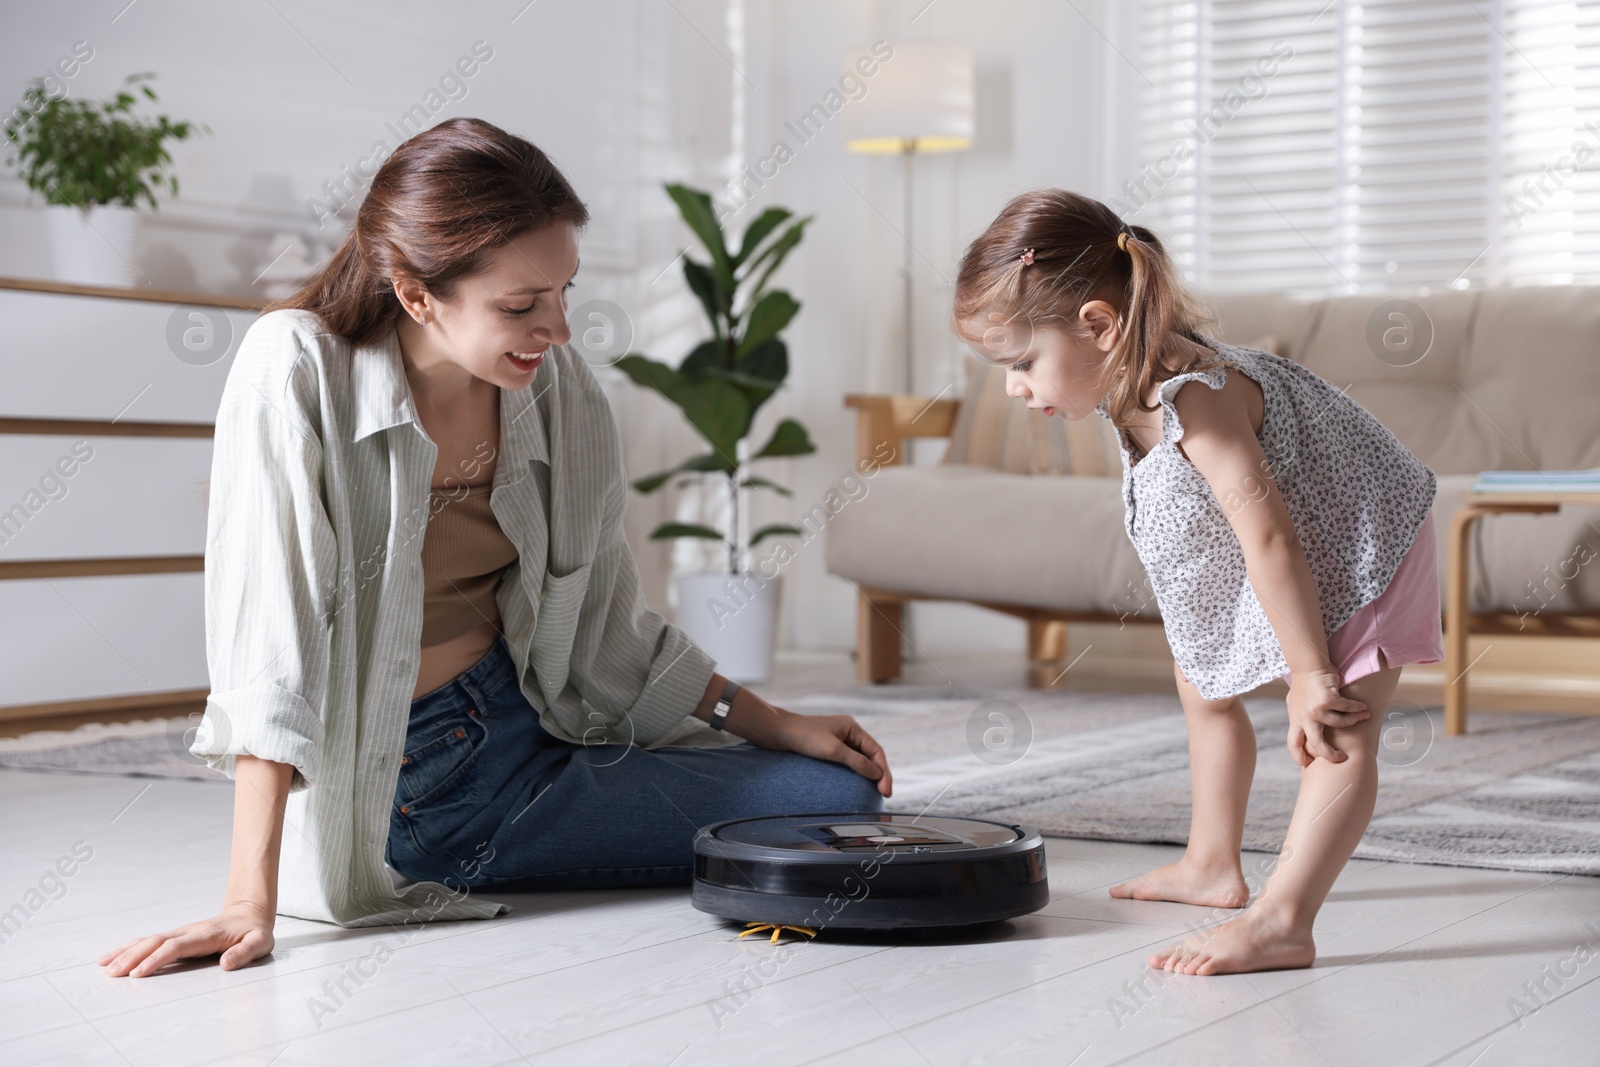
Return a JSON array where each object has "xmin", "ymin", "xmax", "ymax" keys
[
  {"xmin": 617, "ymin": 183, "xmax": 815, "ymax": 683},
  {"xmin": 2, "ymin": 71, "xmax": 208, "ymax": 287}
]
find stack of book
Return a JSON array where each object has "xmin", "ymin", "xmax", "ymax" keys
[{"xmin": 1471, "ymin": 469, "xmax": 1600, "ymax": 493}]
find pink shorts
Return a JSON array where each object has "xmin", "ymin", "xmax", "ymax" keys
[{"xmin": 1282, "ymin": 511, "xmax": 1444, "ymax": 689}]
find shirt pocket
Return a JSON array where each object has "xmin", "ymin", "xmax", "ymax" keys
[{"xmin": 537, "ymin": 559, "xmax": 594, "ymax": 627}]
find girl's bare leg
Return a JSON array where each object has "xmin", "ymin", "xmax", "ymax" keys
[
  {"xmin": 1149, "ymin": 652, "xmax": 1404, "ymax": 976},
  {"xmin": 1109, "ymin": 661, "xmax": 1258, "ymax": 908}
]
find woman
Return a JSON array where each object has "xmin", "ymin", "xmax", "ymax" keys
[{"xmin": 99, "ymin": 118, "xmax": 891, "ymax": 979}]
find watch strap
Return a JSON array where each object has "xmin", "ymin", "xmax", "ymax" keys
[{"xmin": 708, "ymin": 677, "xmax": 740, "ymax": 730}]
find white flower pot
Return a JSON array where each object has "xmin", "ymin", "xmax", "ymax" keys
[
  {"xmin": 45, "ymin": 202, "xmax": 140, "ymax": 288},
  {"xmin": 674, "ymin": 571, "xmax": 782, "ymax": 684}
]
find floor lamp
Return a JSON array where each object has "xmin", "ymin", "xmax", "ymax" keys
[
  {"xmin": 844, "ymin": 43, "xmax": 975, "ymax": 396},
  {"xmin": 844, "ymin": 43, "xmax": 974, "ymax": 669}
]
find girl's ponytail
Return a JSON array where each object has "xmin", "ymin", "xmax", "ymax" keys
[
  {"xmin": 1100, "ymin": 224, "xmax": 1220, "ymax": 426},
  {"xmin": 952, "ymin": 191, "xmax": 1216, "ymax": 430}
]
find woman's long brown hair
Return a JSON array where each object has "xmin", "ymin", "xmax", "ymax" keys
[
  {"xmin": 951, "ymin": 188, "xmax": 1218, "ymax": 427},
  {"xmin": 265, "ymin": 117, "xmax": 590, "ymax": 347}
]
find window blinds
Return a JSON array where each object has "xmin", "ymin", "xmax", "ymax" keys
[{"xmin": 1133, "ymin": 0, "xmax": 1600, "ymax": 292}]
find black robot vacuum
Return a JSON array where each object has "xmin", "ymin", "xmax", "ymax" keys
[{"xmin": 691, "ymin": 812, "xmax": 1049, "ymax": 933}]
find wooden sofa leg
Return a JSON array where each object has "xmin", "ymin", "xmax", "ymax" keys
[
  {"xmin": 858, "ymin": 589, "xmax": 903, "ymax": 684},
  {"xmin": 1028, "ymin": 618, "xmax": 1067, "ymax": 664}
]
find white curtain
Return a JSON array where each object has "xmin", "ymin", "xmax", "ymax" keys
[{"xmin": 1133, "ymin": 0, "xmax": 1600, "ymax": 293}]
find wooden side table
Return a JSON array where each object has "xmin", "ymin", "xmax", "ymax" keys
[{"xmin": 1444, "ymin": 490, "xmax": 1600, "ymax": 735}]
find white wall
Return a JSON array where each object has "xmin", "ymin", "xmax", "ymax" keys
[
  {"xmin": 726, "ymin": 0, "xmax": 1142, "ymax": 655},
  {"xmin": 0, "ymin": 0, "xmax": 1139, "ymax": 703}
]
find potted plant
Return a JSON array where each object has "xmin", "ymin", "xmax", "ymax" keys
[
  {"xmin": 617, "ymin": 183, "xmax": 816, "ymax": 682},
  {"xmin": 3, "ymin": 71, "xmax": 208, "ymax": 287}
]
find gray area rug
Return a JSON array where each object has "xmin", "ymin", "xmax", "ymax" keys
[
  {"xmin": 0, "ymin": 715, "xmax": 227, "ymax": 781},
  {"xmin": 786, "ymin": 686, "xmax": 1600, "ymax": 877},
  {"xmin": 4, "ymin": 689, "xmax": 1598, "ymax": 875}
]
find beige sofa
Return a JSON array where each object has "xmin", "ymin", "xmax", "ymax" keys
[{"xmin": 826, "ymin": 286, "xmax": 1600, "ymax": 703}]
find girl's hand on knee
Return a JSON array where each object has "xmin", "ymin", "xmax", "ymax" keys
[
  {"xmin": 1286, "ymin": 671, "xmax": 1368, "ymax": 764},
  {"xmin": 1287, "ymin": 720, "xmax": 1333, "ymax": 766}
]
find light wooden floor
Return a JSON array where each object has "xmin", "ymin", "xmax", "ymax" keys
[{"xmin": 3, "ymin": 649, "xmax": 1598, "ymax": 1066}]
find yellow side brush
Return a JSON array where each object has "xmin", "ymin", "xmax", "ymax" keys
[{"xmin": 738, "ymin": 921, "xmax": 818, "ymax": 945}]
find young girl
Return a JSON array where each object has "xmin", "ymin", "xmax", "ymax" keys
[
  {"xmin": 952, "ymin": 189, "xmax": 1442, "ymax": 976},
  {"xmin": 98, "ymin": 118, "xmax": 889, "ymax": 979}
]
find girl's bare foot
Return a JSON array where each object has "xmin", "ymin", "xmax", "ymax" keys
[
  {"xmin": 1108, "ymin": 857, "xmax": 1249, "ymax": 909},
  {"xmin": 1149, "ymin": 905, "xmax": 1315, "ymax": 976}
]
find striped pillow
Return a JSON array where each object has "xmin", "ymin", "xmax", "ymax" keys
[
  {"xmin": 940, "ymin": 336, "xmax": 1282, "ymax": 477},
  {"xmin": 940, "ymin": 354, "xmax": 1121, "ymax": 476}
]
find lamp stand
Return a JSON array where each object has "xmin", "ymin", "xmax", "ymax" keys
[
  {"xmin": 899, "ymin": 139, "xmax": 920, "ymax": 666},
  {"xmin": 901, "ymin": 139, "xmax": 916, "ymax": 396}
]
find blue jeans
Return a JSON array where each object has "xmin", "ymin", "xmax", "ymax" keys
[{"xmin": 386, "ymin": 634, "xmax": 885, "ymax": 893}]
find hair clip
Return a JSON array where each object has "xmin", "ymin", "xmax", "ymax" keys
[
  {"xmin": 1018, "ymin": 248, "xmax": 1036, "ymax": 265},
  {"xmin": 1117, "ymin": 231, "xmax": 1130, "ymax": 251}
]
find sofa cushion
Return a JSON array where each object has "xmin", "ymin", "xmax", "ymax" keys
[
  {"xmin": 825, "ymin": 468, "xmax": 1600, "ymax": 621},
  {"xmin": 825, "ymin": 463, "xmax": 1155, "ymax": 617},
  {"xmin": 838, "ymin": 284, "xmax": 1600, "ymax": 624},
  {"xmin": 1281, "ymin": 286, "xmax": 1600, "ymax": 474},
  {"xmin": 1293, "ymin": 290, "xmax": 1485, "ymax": 474},
  {"xmin": 1201, "ymin": 291, "xmax": 1322, "ymax": 360},
  {"xmin": 1464, "ymin": 286, "xmax": 1600, "ymax": 470}
]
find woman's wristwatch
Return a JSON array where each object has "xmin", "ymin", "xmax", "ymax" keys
[{"xmin": 707, "ymin": 677, "xmax": 740, "ymax": 731}]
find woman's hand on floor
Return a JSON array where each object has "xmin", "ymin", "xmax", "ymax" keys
[{"xmin": 97, "ymin": 900, "xmax": 275, "ymax": 977}]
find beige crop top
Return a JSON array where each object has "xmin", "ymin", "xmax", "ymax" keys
[{"xmin": 419, "ymin": 483, "xmax": 519, "ymax": 647}]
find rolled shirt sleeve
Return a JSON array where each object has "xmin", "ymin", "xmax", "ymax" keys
[{"xmin": 191, "ymin": 341, "xmax": 338, "ymax": 793}]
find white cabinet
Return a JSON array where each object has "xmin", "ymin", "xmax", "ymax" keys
[{"xmin": 0, "ymin": 278, "xmax": 261, "ymax": 719}]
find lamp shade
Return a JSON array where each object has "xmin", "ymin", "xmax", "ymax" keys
[{"xmin": 843, "ymin": 43, "xmax": 974, "ymax": 154}]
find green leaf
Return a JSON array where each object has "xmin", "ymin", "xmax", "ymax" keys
[
  {"xmin": 737, "ymin": 338, "xmax": 788, "ymax": 385},
  {"xmin": 615, "ymin": 352, "xmax": 685, "ymax": 396},
  {"xmin": 750, "ymin": 523, "xmax": 804, "ymax": 547},
  {"xmin": 665, "ymin": 183, "xmax": 732, "ymax": 286},
  {"xmin": 733, "ymin": 340, "xmax": 788, "ymax": 423},
  {"xmin": 632, "ymin": 471, "xmax": 675, "ymax": 494},
  {"xmin": 733, "ymin": 207, "xmax": 792, "ymax": 267},
  {"xmin": 673, "ymin": 378, "xmax": 751, "ymax": 463},
  {"xmin": 702, "ymin": 366, "xmax": 781, "ymax": 394},
  {"xmin": 648, "ymin": 522, "xmax": 727, "ymax": 542},
  {"xmin": 739, "ymin": 475, "xmax": 793, "ymax": 497},
  {"xmin": 631, "ymin": 451, "xmax": 730, "ymax": 494},
  {"xmin": 682, "ymin": 257, "xmax": 727, "ymax": 335},
  {"xmin": 737, "ymin": 291, "xmax": 800, "ymax": 359},
  {"xmin": 678, "ymin": 339, "xmax": 729, "ymax": 383},
  {"xmin": 753, "ymin": 418, "xmax": 817, "ymax": 459},
  {"xmin": 616, "ymin": 354, "xmax": 749, "ymax": 464},
  {"xmin": 741, "ymin": 217, "xmax": 812, "ymax": 301}
]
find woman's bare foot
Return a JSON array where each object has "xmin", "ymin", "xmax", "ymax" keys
[
  {"xmin": 1148, "ymin": 905, "xmax": 1316, "ymax": 976},
  {"xmin": 1109, "ymin": 857, "xmax": 1249, "ymax": 909}
]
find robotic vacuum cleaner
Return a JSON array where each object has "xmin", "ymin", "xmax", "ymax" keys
[{"xmin": 691, "ymin": 812, "xmax": 1049, "ymax": 931}]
